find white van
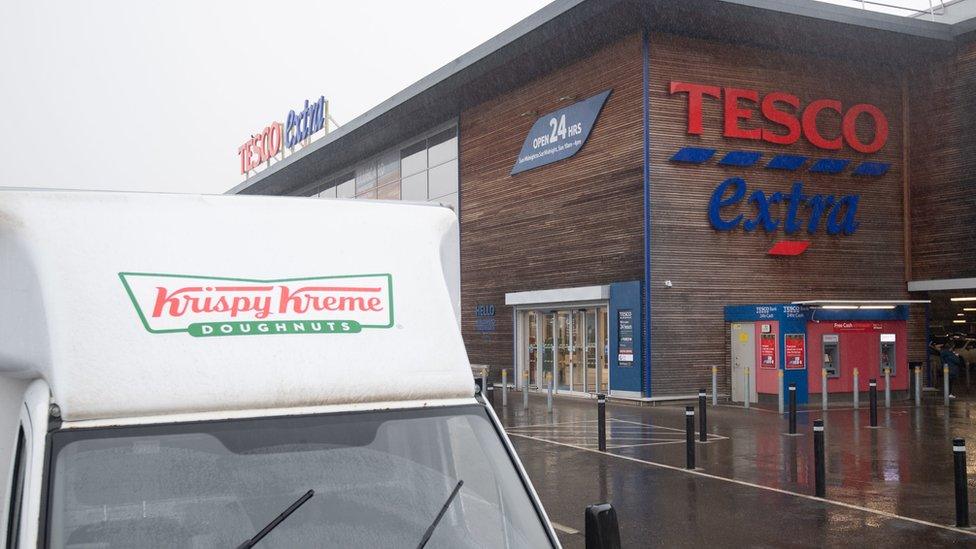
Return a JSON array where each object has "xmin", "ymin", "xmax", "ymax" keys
[{"xmin": 0, "ymin": 191, "xmax": 580, "ymax": 548}]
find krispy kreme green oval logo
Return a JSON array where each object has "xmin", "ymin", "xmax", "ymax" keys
[{"xmin": 119, "ymin": 272, "xmax": 394, "ymax": 337}]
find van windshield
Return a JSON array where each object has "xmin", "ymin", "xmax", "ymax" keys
[{"xmin": 45, "ymin": 405, "xmax": 553, "ymax": 548}]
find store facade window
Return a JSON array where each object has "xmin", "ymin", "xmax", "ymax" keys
[{"xmin": 312, "ymin": 122, "xmax": 458, "ymax": 211}]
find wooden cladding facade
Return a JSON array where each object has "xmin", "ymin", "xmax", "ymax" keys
[
  {"xmin": 647, "ymin": 33, "xmax": 921, "ymax": 395},
  {"xmin": 908, "ymin": 39, "xmax": 976, "ymax": 281},
  {"xmin": 459, "ymin": 34, "xmax": 644, "ymax": 372},
  {"xmin": 460, "ymin": 30, "xmax": 935, "ymax": 395}
]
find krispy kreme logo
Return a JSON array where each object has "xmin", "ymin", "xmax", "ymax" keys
[{"xmin": 119, "ymin": 272, "xmax": 393, "ymax": 337}]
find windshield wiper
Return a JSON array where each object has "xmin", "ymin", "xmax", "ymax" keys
[
  {"xmin": 416, "ymin": 480, "xmax": 464, "ymax": 549},
  {"xmin": 236, "ymin": 489, "xmax": 314, "ymax": 549}
]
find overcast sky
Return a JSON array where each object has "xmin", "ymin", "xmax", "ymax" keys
[{"xmin": 0, "ymin": 1, "xmax": 551, "ymax": 194}]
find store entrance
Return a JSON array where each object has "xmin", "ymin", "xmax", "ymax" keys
[{"xmin": 519, "ymin": 307, "xmax": 608, "ymax": 394}]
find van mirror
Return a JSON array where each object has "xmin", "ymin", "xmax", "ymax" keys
[{"xmin": 584, "ymin": 502, "xmax": 621, "ymax": 549}]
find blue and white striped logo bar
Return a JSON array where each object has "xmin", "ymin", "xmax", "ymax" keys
[{"xmin": 670, "ymin": 148, "xmax": 889, "ymax": 177}]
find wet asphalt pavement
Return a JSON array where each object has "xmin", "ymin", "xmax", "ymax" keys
[{"xmin": 493, "ymin": 389, "xmax": 976, "ymax": 547}]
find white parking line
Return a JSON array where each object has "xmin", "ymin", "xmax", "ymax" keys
[{"xmin": 507, "ymin": 432, "xmax": 976, "ymax": 539}]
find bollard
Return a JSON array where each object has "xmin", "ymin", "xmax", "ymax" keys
[
  {"xmin": 744, "ymin": 367, "xmax": 751, "ymax": 410},
  {"xmin": 954, "ymin": 438, "xmax": 969, "ymax": 527},
  {"xmin": 502, "ymin": 369, "xmax": 508, "ymax": 407},
  {"xmin": 915, "ymin": 366, "xmax": 922, "ymax": 406},
  {"xmin": 698, "ymin": 389, "xmax": 707, "ymax": 442},
  {"xmin": 814, "ymin": 419, "xmax": 825, "ymax": 497},
  {"xmin": 685, "ymin": 406, "xmax": 695, "ymax": 469},
  {"xmin": 597, "ymin": 394, "xmax": 607, "ymax": 452},
  {"xmin": 822, "ymin": 368, "xmax": 828, "ymax": 411},
  {"xmin": 884, "ymin": 367, "xmax": 891, "ymax": 409},
  {"xmin": 546, "ymin": 373, "xmax": 553, "ymax": 413},
  {"xmin": 869, "ymin": 379, "xmax": 878, "ymax": 427},
  {"xmin": 853, "ymin": 368, "xmax": 859, "ymax": 409},
  {"xmin": 712, "ymin": 366, "xmax": 718, "ymax": 406},
  {"xmin": 788, "ymin": 383, "xmax": 797, "ymax": 435},
  {"xmin": 522, "ymin": 370, "xmax": 529, "ymax": 411},
  {"xmin": 778, "ymin": 370, "xmax": 784, "ymax": 414},
  {"xmin": 944, "ymin": 365, "xmax": 950, "ymax": 406}
]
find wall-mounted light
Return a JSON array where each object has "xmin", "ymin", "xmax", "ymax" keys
[
  {"xmin": 951, "ymin": 297, "xmax": 976, "ymax": 302},
  {"xmin": 959, "ymin": 313, "xmax": 966, "ymax": 317},
  {"xmin": 822, "ymin": 305, "xmax": 859, "ymax": 310},
  {"xmin": 953, "ymin": 320, "xmax": 967, "ymax": 324},
  {"xmin": 965, "ymin": 308, "xmax": 976, "ymax": 312},
  {"xmin": 860, "ymin": 305, "xmax": 896, "ymax": 310},
  {"xmin": 664, "ymin": 280, "xmax": 673, "ymax": 288}
]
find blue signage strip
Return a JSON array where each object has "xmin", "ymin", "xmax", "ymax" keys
[{"xmin": 511, "ymin": 90, "xmax": 612, "ymax": 175}]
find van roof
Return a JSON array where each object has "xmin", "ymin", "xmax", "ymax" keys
[{"xmin": 0, "ymin": 190, "xmax": 471, "ymax": 421}]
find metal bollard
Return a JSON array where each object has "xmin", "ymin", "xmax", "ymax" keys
[
  {"xmin": 744, "ymin": 367, "xmax": 751, "ymax": 410},
  {"xmin": 546, "ymin": 372, "xmax": 553, "ymax": 413},
  {"xmin": 502, "ymin": 369, "xmax": 508, "ymax": 407},
  {"xmin": 712, "ymin": 366, "xmax": 718, "ymax": 406},
  {"xmin": 698, "ymin": 389, "xmax": 707, "ymax": 442},
  {"xmin": 915, "ymin": 366, "xmax": 922, "ymax": 406},
  {"xmin": 788, "ymin": 383, "xmax": 797, "ymax": 435},
  {"xmin": 814, "ymin": 419, "xmax": 825, "ymax": 497},
  {"xmin": 944, "ymin": 365, "xmax": 950, "ymax": 406},
  {"xmin": 884, "ymin": 367, "xmax": 891, "ymax": 409},
  {"xmin": 822, "ymin": 368, "xmax": 828, "ymax": 411},
  {"xmin": 954, "ymin": 438, "xmax": 970, "ymax": 527},
  {"xmin": 853, "ymin": 368, "xmax": 859, "ymax": 409},
  {"xmin": 869, "ymin": 379, "xmax": 878, "ymax": 427},
  {"xmin": 522, "ymin": 370, "xmax": 529, "ymax": 410},
  {"xmin": 597, "ymin": 394, "xmax": 607, "ymax": 452},
  {"xmin": 778, "ymin": 370, "xmax": 784, "ymax": 414},
  {"xmin": 685, "ymin": 406, "xmax": 695, "ymax": 469},
  {"xmin": 943, "ymin": 363, "xmax": 950, "ymax": 403}
]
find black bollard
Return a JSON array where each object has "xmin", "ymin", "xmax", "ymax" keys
[
  {"xmin": 814, "ymin": 419, "xmax": 825, "ymax": 497},
  {"xmin": 597, "ymin": 394, "xmax": 607, "ymax": 452},
  {"xmin": 685, "ymin": 406, "xmax": 695, "ymax": 469},
  {"xmin": 698, "ymin": 389, "xmax": 707, "ymax": 442},
  {"xmin": 954, "ymin": 438, "xmax": 970, "ymax": 527},
  {"xmin": 788, "ymin": 383, "xmax": 797, "ymax": 435},
  {"xmin": 868, "ymin": 379, "xmax": 878, "ymax": 427}
]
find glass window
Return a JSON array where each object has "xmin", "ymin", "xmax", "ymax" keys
[
  {"xmin": 427, "ymin": 127, "xmax": 457, "ymax": 168},
  {"xmin": 336, "ymin": 173, "xmax": 356, "ymax": 199},
  {"xmin": 355, "ymin": 160, "xmax": 377, "ymax": 193},
  {"xmin": 401, "ymin": 172, "xmax": 427, "ymax": 202},
  {"xmin": 400, "ymin": 141, "xmax": 427, "ymax": 177},
  {"xmin": 376, "ymin": 181, "xmax": 401, "ymax": 201},
  {"xmin": 318, "ymin": 186, "xmax": 337, "ymax": 198},
  {"xmin": 430, "ymin": 192, "xmax": 458, "ymax": 214},
  {"xmin": 355, "ymin": 188, "xmax": 377, "ymax": 200},
  {"xmin": 427, "ymin": 159, "xmax": 458, "ymax": 200},
  {"xmin": 376, "ymin": 150, "xmax": 399, "ymax": 188},
  {"xmin": 45, "ymin": 406, "xmax": 553, "ymax": 548}
]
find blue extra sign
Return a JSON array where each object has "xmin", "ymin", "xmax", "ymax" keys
[{"xmin": 511, "ymin": 90, "xmax": 611, "ymax": 175}]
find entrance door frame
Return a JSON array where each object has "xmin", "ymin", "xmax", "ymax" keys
[{"xmin": 516, "ymin": 305, "xmax": 608, "ymax": 396}]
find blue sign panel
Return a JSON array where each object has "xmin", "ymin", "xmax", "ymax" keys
[{"xmin": 511, "ymin": 90, "xmax": 611, "ymax": 175}]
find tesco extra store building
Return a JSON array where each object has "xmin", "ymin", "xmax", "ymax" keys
[{"xmin": 232, "ymin": 0, "xmax": 976, "ymax": 405}]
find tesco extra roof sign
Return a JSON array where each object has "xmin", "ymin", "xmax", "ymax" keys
[
  {"xmin": 238, "ymin": 96, "xmax": 328, "ymax": 176},
  {"xmin": 119, "ymin": 272, "xmax": 393, "ymax": 337},
  {"xmin": 668, "ymin": 81, "xmax": 891, "ymax": 256}
]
